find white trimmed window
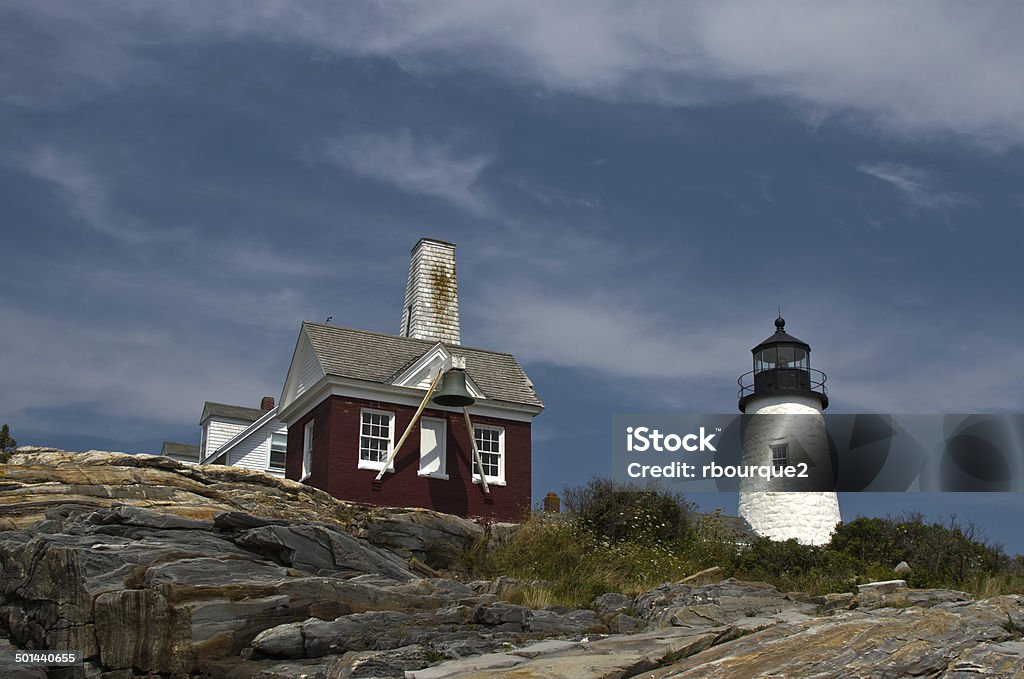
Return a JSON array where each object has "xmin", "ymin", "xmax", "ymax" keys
[
  {"xmin": 771, "ymin": 443, "xmax": 788, "ymax": 469},
  {"xmin": 473, "ymin": 424, "xmax": 505, "ymax": 486},
  {"xmin": 269, "ymin": 432, "xmax": 287, "ymax": 472},
  {"xmin": 359, "ymin": 409, "xmax": 395, "ymax": 471},
  {"xmin": 301, "ymin": 420, "xmax": 314, "ymax": 481}
]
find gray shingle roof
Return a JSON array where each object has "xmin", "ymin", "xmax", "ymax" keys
[
  {"xmin": 302, "ymin": 322, "xmax": 543, "ymax": 409},
  {"xmin": 201, "ymin": 402, "xmax": 267, "ymax": 424},
  {"xmin": 160, "ymin": 441, "xmax": 200, "ymax": 462}
]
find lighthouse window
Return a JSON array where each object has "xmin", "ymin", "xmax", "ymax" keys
[
  {"xmin": 756, "ymin": 346, "xmax": 808, "ymax": 372},
  {"xmin": 771, "ymin": 444, "xmax": 789, "ymax": 469},
  {"xmin": 755, "ymin": 347, "xmax": 777, "ymax": 372}
]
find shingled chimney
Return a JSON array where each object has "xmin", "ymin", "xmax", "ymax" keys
[{"xmin": 399, "ymin": 238, "xmax": 461, "ymax": 345}]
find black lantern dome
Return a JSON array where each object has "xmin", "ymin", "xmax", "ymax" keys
[{"xmin": 738, "ymin": 316, "xmax": 828, "ymax": 412}]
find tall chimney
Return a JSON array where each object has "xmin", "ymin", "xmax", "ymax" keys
[{"xmin": 399, "ymin": 238, "xmax": 461, "ymax": 345}]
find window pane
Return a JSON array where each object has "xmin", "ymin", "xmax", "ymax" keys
[
  {"xmin": 793, "ymin": 348, "xmax": 808, "ymax": 370},
  {"xmin": 474, "ymin": 427, "xmax": 502, "ymax": 478},
  {"xmin": 360, "ymin": 411, "xmax": 392, "ymax": 463},
  {"xmin": 771, "ymin": 444, "xmax": 788, "ymax": 469},
  {"xmin": 756, "ymin": 347, "xmax": 777, "ymax": 371},
  {"xmin": 269, "ymin": 449, "xmax": 286, "ymax": 470},
  {"xmin": 271, "ymin": 433, "xmax": 287, "ymax": 452},
  {"xmin": 777, "ymin": 346, "xmax": 796, "ymax": 368}
]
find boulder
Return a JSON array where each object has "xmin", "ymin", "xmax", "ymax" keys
[
  {"xmin": 233, "ymin": 522, "xmax": 415, "ymax": 581},
  {"xmin": 353, "ymin": 507, "xmax": 485, "ymax": 570},
  {"xmin": 592, "ymin": 592, "xmax": 634, "ymax": 618},
  {"xmin": 636, "ymin": 578, "xmax": 817, "ymax": 629}
]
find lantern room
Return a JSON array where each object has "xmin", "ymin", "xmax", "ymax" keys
[{"xmin": 738, "ymin": 316, "xmax": 828, "ymax": 412}]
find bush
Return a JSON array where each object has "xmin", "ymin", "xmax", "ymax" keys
[
  {"xmin": 465, "ymin": 513, "xmax": 699, "ymax": 607},
  {"xmin": 830, "ymin": 514, "xmax": 1010, "ymax": 589},
  {"xmin": 0, "ymin": 424, "xmax": 16, "ymax": 464},
  {"xmin": 463, "ymin": 477, "xmax": 1024, "ymax": 605},
  {"xmin": 562, "ymin": 477, "xmax": 694, "ymax": 546},
  {"xmin": 729, "ymin": 537, "xmax": 862, "ymax": 593}
]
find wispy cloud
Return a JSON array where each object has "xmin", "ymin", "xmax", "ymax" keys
[
  {"xmin": 474, "ymin": 280, "xmax": 1024, "ymax": 414},
  {"xmin": 509, "ymin": 178, "xmax": 603, "ymax": 210},
  {"xmin": 476, "ymin": 288, "xmax": 753, "ymax": 382},
  {"xmin": 21, "ymin": 146, "xmax": 188, "ymax": 244},
  {"xmin": 856, "ymin": 162, "xmax": 970, "ymax": 212},
  {"xmin": 7, "ymin": 2, "xmax": 1024, "ymax": 147},
  {"xmin": 323, "ymin": 129, "xmax": 493, "ymax": 215},
  {"xmin": 0, "ymin": 305, "xmax": 282, "ymax": 438}
]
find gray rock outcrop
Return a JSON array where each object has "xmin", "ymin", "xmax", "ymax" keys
[{"xmin": 2, "ymin": 449, "xmax": 1023, "ymax": 678}]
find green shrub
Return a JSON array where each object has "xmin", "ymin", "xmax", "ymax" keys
[
  {"xmin": 830, "ymin": 514, "xmax": 1010, "ymax": 589},
  {"xmin": 0, "ymin": 424, "xmax": 15, "ymax": 463},
  {"xmin": 729, "ymin": 537, "xmax": 861, "ymax": 593},
  {"xmin": 463, "ymin": 477, "xmax": 1024, "ymax": 605},
  {"xmin": 466, "ymin": 513, "xmax": 699, "ymax": 607},
  {"xmin": 562, "ymin": 477, "xmax": 693, "ymax": 546}
]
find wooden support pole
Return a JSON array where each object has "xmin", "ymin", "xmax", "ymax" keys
[
  {"xmin": 463, "ymin": 406, "xmax": 490, "ymax": 495},
  {"xmin": 375, "ymin": 367, "xmax": 443, "ymax": 482}
]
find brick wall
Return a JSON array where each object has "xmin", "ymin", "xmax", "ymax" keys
[{"xmin": 287, "ymin": 394, "xmax": 532, "ymax": 522}]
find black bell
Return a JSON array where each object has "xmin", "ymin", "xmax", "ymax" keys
[{"xmin": 432, "ymin": 368, "xmax": 476, "ymax": 407}]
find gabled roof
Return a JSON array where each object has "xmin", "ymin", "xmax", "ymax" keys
[
  {"xmin": 160, "ymin": 441, "xmax": 200, "ymax": 462},
  {"xmin": 200, "ymin": 401, "xmax": 268, "ymax": 425},
  {"xmin": 203, "ymin": 406, "xmax": 282, "ymax": 464},
  {"xmin": 301, "ymin": 321, "xmax": 543, "ymax": 408}
]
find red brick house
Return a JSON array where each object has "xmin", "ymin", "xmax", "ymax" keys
[{"xmin": 276, "ymin": 239, "xmax": 544, "ymax": 521}]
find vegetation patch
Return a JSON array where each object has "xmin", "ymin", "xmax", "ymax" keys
[
  {"xmin": 0, "ymin": 424, "xmax": 16, "ymax": 463},
  {"xmin": 464, "ymin": 477, "xmax": 1024, "ymax": 609}
]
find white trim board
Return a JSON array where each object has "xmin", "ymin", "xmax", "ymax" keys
[{"xmin": 278, "ymin": 376, "xmax": 541, "ymax": 427}]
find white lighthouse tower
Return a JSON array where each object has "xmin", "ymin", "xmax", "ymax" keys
[{"xmin": 736, "ymin": 316, "xmax": 841, "ymax": 545}]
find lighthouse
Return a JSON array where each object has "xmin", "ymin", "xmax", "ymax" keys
[{"xmin": 736, "ymin": 316, "xmax": 841, "ymax": 545}]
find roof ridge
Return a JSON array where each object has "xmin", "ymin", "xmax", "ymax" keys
[
  {"xmin": 202, "ymin": 400, "xmax": 265, "ymax": 411},
  {"xmin": 301, "ymin": 321, "xmax": 520, "ymax": 358}
]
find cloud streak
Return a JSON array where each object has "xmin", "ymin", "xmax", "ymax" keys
[
  {"xmin": 324, "ymin": 129, "xmax": 493, "ymax": 215},
  {"xmin": 857, "ymin": 162, "xmax": 970, "ymax": 212},
  {"xmin": 0, "ymin": 305, "xmax": 282, "ymax": 438},
  {"xmin": 21, "ymin": 146, "xmax": 188, "ymax": 244},
  {"xmin": 474, "ymin": 284, "xmax": 1024, "ymax": 414},
  {"xmin": 6, "ymin": 2, "xmax": 1024, "ymax": 146}
]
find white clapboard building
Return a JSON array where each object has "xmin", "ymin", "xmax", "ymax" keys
[{"xmin": 163, "ymin": 397, "xmax": 288, "ymax": 478}]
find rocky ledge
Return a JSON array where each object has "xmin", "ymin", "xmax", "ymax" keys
[{"xmin": 1, "ymin": 450, "xmax": 1023, "ymax": 678}]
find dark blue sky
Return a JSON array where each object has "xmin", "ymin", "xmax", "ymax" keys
[{"xmin": 4, "ymin": 2, "xmax": 1024, "ymax": 553}]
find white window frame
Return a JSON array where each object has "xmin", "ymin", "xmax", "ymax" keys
[
  {"xmin": 358, "ymin": 408, "xmax": 395, "ymax": 472},
  {"xmin": 269, "ymin": 432, "xmax": 287, "ymax": 472},
  {"xmin": 771, "ymin": 443, "xmax": 789, "ymax": 469},
  {"xmin": 417, "ymin": 416, "xmax": 449, "ymax": 480},
  {"xmin": 301, "ymin": 420, "xmax": 314, "ymax": 481},
  {"xmin": 472, "ymin": 424, "xmax": 506, "ymax": 486}
]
